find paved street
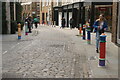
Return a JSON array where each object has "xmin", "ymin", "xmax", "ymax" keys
[{"xmin": 2, "ymin": 25, "xmax": 118, "ymax": 78}]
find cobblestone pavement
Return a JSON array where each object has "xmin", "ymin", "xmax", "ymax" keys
[{"xmin": 2, "ymin": 25, "xmax": 118, "ymax": 78}]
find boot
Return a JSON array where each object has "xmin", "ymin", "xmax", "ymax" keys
[{"xmin": 96, "ymin": 48, "xmax": 99, "ymax": 53}]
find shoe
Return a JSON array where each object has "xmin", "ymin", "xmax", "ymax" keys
[{"xmin": 96, "ymin": 49, "xmax": 99, "ymax": 53}]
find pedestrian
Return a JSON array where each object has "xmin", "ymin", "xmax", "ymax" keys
[
  {"xmin": 61, "ymin": 17, "xmax": 66, "ymax": 28},
  {"xmin": 42, "ymin": 20, "xmax": 44, "ymax": 24},
  {"xmin": 93, "ymin": 14, "xmax": 108, "ymax": 53},
  {"xmin": 25, "ymin": 16, "xmax": 32, "ymax": 33},
  {"xmin": 34, "ymin": 17, "xmax": 39, "ymax": 28},
  {"xmin": 69, "ymin": 18, "xmax": 74, "ymax": 29},
  {"xmin": 31, "ymin": 19, "xmax": 34, "ymax": 29}
]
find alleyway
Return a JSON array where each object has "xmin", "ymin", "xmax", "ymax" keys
[{"xmin": 2, "ymin": 25, "xmax": 118, "ymax": 78}]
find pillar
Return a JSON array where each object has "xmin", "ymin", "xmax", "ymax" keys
[
  {"xmin": 67, "ymin": 5, "xmax": 69, "ymax": 27},
  {"xmin": 90, "ymin": 2, "xmax": 95, "ymax": 32},
  {"xmin": 6, "ymin": 2, "xmax": 11, "ymax": 34}
]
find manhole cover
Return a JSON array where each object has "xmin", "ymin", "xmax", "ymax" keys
[{"xmin": 49, "ymin": 44, "xmax": 64, "ymax": 48}]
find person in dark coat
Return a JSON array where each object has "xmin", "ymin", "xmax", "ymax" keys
[
  {"xmin": 34, "ymin": 17, "xmax": 39, "ymax": 28},
  {"xmin": 25, "ymin": 16, "xmax": 32, "ymax": 33},
  {"xmin": 69, "ymin": 18, "xmax": 74, "ymax": 29},
  {"xmin": 61, "ymin": 17, "xmax": 66, "ymax": 28}
]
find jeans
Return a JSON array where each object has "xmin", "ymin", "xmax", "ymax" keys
[{"xmin": 96, "ymin": 31, "xmax": 100, "ymax": 49}]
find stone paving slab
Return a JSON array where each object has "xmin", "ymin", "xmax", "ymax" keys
[{"xmin": 2, "ymin": 25, "xmax": 118, "ymax": 78}]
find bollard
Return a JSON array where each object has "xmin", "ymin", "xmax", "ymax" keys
[
  {"xmin": 82, "ymin": 24, "xmax": 86, "ymax": 40},
  {"xmin": 99, "ymin": 33, "xmax": 106, "ymax": 66},
  {"xmin": 86, "ymin": 25, "xmax": 91, "ymax": 44},
  {"xmin": 25, "ymin": 22, "xmax": 28, "ymax": 35},
  {"xmin": 79, "ymin": 24, "xmax": 82, "ymax": 36},
  {"xmin": 18, "ymin": 23, "xmax": 21, "ymax": 40}
]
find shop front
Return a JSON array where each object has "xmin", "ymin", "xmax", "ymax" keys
[
  {"xmin": 94, "ymin": 5, "xmax": 112, "ymax": 32},
  {"xmin": 72, "ymin": 2, "xmax": 84, "ymax": 28},
  {"xmin": 53, "ymin": 7, "xmax": 62, "ymax": 26},
  {"xmin": 89, "ymin": 2, "xmax": 113, "ymax": 32},
  {"xmin": 54, "ymin": 2, "xmax": 83, "ymax": 28},
  {"xmin": 63, "ymin": 6, "xmax": 68, "ymax": 27}
]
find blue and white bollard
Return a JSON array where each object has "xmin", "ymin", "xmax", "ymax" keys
[{"xmin": 87, "ymin": 26, "xmax": 91, "ymax": 44}]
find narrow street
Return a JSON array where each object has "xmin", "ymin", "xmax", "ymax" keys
[{"xmin": 2, "ymin": 25, "xmax": 118, "ymax": 78}]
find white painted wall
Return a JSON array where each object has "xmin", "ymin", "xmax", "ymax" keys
[
  {"xmin": 59, "ymin": 12, "xmax": 62, "ymax": 27},
  {"xmin": 69, "ymin": 12, "xmax": 72, "ymax": 27}
]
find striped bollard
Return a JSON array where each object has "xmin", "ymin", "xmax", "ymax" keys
[
  {"xmin": 99, "ymin": 33, "xmax": 107, "ymax": 66},
  {"xmin": 82, "ymin": 24, "xmax": 86, "ymax": 40},
  {"xmin": 25, "ymin": 22, "xmax": 28, "ymax": 35},
  {"xmin": 18, "ymin": 23, "xmax": 21, "ymax": 40},
  {"xmin": 87, "ymin": 26, "xmax": 91, "ymax": 44}
]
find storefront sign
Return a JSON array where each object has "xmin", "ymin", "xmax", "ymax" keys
[
  {"xmin": 84, "ymin": 2, "xmax": 91, "ymax": 6},
  {"xmin": 54, "ymin": 8, "xmax": 58, "ymax": 11},
  {"xmin": 98, "ymin": 7, "xmax": 107, "ymax": 11},
  {"xmin": 74, "ymin": 3, "xmax": 79, "ymax": 8},
  {"xmin": 63, "ymin": 6, "xmax": 67, "ymax": 10},
  {"xmin": 68, "ymin": 5, "xmax": 72, "ymax": 9}
]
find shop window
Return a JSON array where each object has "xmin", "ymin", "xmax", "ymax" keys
[{"xmin": 95, "ymin": 5, "xmax": 112, "ymax": 32}]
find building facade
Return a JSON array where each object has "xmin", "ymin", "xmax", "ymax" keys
[
  {"xmin": 21, "ymin": 2, "xmax": 32, "ymax": 20},
  {"xmin": 39, "ymin": 0, "xmax": 60, "ymax": 25},
  {"xmin": 54, "ymin": 1, "xmax": 113, "ymax": 30},
  {"xmin": 31, "ymin": 2, "xmax": 40, "ymax": 18},
  {"xmin": 53, "ymin": 0, "xmax": 120, "ymax": 46},
  {"xmin": 21, "ymin": 2, "xmax": 40, "ymax": 20}
]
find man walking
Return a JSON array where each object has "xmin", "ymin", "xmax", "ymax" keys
[
  {"xmin": 34, "ymin": 17, "xmax": 39, "ymax": 28},
  {"xmin": 69, "ymin": 18, "xmax": 74, "ymax": 29},
  {"xmin": 61, "ymin": 17, "xmax": 66, "ymax": 28}
]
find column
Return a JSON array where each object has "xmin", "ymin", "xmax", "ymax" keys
[
  {"xmin": 90, "ymin": 2, "xmax": 94, "ymax": 32},
  {"xmin": 6, "ymin": 2, "xmax": 11, "ymax": 34},
  {"xmin": 67, "ymin": 5, "xmax": 69, "ymax": 27}
]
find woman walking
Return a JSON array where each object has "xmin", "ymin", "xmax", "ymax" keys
[{"xmin": 93, "ymin": 14, "xmax": 108, "ymax": 53}]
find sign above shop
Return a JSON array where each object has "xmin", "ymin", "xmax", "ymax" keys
[
  {"xmin": 63, "ymin": 6, "xmax": 67, "ymax": 10},
  {"xmin": 84, "ymin": 2, "xmax": 91, "ymax": 6},
  {"xmin": 74, "ymin": 3, "xmax": 79, "ymax": 8},
  {"xmin": 98, "ymin": 7, "xmax": 107, "ymax": 11},
  {"xmin": 68, "ymin": 5, "xmax": 72, "ymax": 9},
  {"xmin": 54, "ymin": 8, "xmax": 58, "ymax": 11}
]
